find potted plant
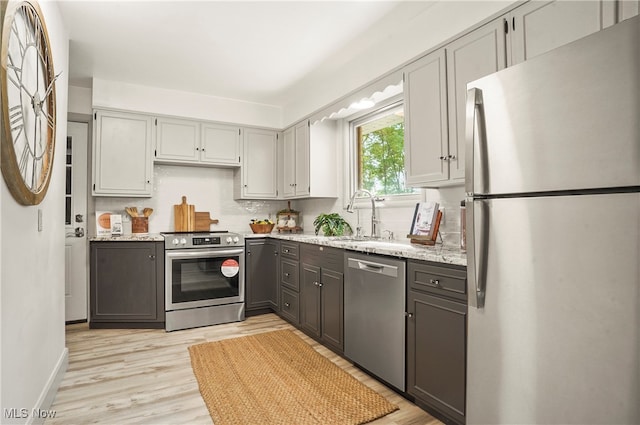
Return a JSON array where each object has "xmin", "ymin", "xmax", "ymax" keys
[{"xmin": 313, "ymin": 213, "xmax": 353, "ymax": 236}]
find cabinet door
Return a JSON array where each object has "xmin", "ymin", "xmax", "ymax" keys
[
  {"xmin": 509, "ymin": 0, "xmax": 615, "ymax": 65},
  {"xmin": 245, "ymin": 239, "xmax": 279, "ymax": 311},
  {"xmin": 320, "ymin": 268, "xmax": 343, "ymax": 352},
  {"xmin": 242, "ymin": 128, "xmax": 278, "ymax": 198},
  {"xmin": 294, "ymin": 121, "xmax": 310, "ymax": 197},
  {"xmin": 282, "ymin": 127, "xmax": 296, "ymax": 197},
  {"xmin": 404, "ymin": 49, "xmax": 449, "ymax": 186},
  {"xmin": 90, "ymin": 242, "xmax": 161, "ymax": 323},
  {"xmin": 93, "ymin": 110, "xmax": 153, "ymax": 196},
  {"xmin": 201, "ymin": 123, "xmax": 241, "ymax": 166},
  {"xmin": 300, "ymin": 263, "xmax": 321, "ymax": 338},
  {"xmin": 407, "ymin": 290, "xmax": 467, "ymax": 424},
  {"xmin": 154, "ymin": 117, "xmax": 199, "ymax": 163},
  {"xmin": 619, "ymin": 0, "xmax": 640, "ymax": 22},
  {"xmin": 446, "ymin": 19, "xmax": 507, "ymax": 182}
]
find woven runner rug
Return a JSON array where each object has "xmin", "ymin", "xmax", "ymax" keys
[{"xmin": 188, "ymin": 329, "xmax": 398, "ymax": 425}]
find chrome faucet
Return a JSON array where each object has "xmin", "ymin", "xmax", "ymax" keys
[{"xmin": 346, "ymin": 189, "xmax": 379, "ymax": 238}]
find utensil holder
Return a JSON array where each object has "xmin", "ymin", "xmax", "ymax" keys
[{"xmin": 132, "ymin": 217, "xmax": 149, "ymax": 234}]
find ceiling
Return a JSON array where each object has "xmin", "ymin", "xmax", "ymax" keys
[{"xmin": 57, "ymin": 1, "xmax": 436, "ymax": 108}]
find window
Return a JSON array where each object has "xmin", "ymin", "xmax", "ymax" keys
[{"xmin": 352, "ymin": 103, "xmax": 417, "ymax": 198}]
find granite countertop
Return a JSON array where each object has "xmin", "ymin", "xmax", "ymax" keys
[
  {"xmin": 245, "ymin": 233, "xmax": 467, "ymax": 267},
  {"xmin": 90, "ymin": 232, "xmax": 467, "ymax": 266},
  {"xmin": 89, "ymin": 233, "xmax": 165, "ymax": 242}
]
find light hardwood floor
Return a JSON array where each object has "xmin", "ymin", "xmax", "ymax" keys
[{"xmin": 47, "ymin": 314, "xmax": 442, "ymax": 425}]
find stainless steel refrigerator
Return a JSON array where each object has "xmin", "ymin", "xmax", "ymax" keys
[{"xmin": 465, "ymin": 15, "xmax": 639, "ymax": 425}]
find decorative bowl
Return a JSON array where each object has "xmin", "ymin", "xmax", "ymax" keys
[{"xmin": 249, "ymin": 223, "xmax": 275, "ymax": 234}]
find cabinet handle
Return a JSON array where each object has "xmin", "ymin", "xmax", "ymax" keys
[
  {"xmin": 439, "ymin": 155, "xmax": 446, "ymax": 160},
  {"xmin": 313, "ymin": 281, "xmax": 319, "ymax": 286},
  {"xmin": 318, "ymin": 282, "xmax": 323, "ymax": 287},
  {"xmin": 196, "ymin": 147, "xmax": 199, "ymax": 151},
  {"xmin": 430, "ymin": 278, "xmax": 441, "ymax": 287},
  {"xmin": 149, "ymin": 255, "xmax": 155, "ymax": 260},
  {"xmin": 284, "ymin": 302, "xmax": 290, "ymax": 308},
  {"xmin": 284, "ymin": 272, "xmax": 290, "ymax": 277},
  {"xmin": 448, "ymin": 155, "xmax": 456, "ymax": 160},
  {"xmin": 202, "ymin": 148, "xmax": 205, "ymax": 152},
  {"xmin": 274, "ymin": 251, "xmax": 278, "ymax": 256},
  {"xmin": 405, "ymin": 312, "xmax": 414, "ymax": 318},
  {"xmin": 283, "ymin": 249, "xmax": 289, "ymax": 253}
]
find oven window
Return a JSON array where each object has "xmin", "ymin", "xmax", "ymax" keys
[{"xmin": 171, "ymin": 256, "xmax": 240, "ymax": 304}]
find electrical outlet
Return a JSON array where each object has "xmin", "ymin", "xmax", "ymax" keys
[{"xmin": 38, "ymin": 209, "xmax": 43, "ymax": 232}]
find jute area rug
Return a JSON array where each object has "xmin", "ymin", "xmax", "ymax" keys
[{"xmin": 188, "ymin": 329, "xmax": 398, "ymax": 425}]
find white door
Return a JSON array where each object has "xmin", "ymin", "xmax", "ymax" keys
[{"xmin": 65, "ymin": 121, "xmax": 89, "ymax": 322}]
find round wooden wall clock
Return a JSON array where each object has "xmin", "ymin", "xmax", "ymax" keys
[{"xmin": 1, "ymin": 0, "xmax": 60, "ymax": 205}]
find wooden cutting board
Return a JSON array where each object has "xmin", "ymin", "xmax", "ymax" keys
[
  {"xmin": 174, "ymin": 196, "xmax": 195, "ymax": 232},
  {"xmin": 194, "ymin": 212, "xmax": 219, "ymax": 232}
]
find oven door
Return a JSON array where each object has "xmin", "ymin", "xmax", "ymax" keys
[{"xmin": 165, "ymin": 248, "xmax": 244, "ymax": 311}]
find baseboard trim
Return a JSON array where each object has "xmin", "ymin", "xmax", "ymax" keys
[{"xmin": 27, "ymin": 347, "xmax": 69, "ymax": 425}]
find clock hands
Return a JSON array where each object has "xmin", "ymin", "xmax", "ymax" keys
[{"xmin": 41, "ymin": 71, "xmax": 62, "ymax": 103}]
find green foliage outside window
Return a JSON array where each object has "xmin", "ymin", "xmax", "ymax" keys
[{"xmin": 359, "ymin": 121, "xmax": 414, "ymax": 196}]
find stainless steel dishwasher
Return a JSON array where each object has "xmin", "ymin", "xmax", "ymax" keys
[{"xmin": 344, "ymin": 252, "xmax": 406, "ymax": 391}]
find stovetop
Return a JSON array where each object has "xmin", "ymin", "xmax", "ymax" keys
[{"xmin": 162, "ymin": 231, "xmax": 244, "ymax": 249}]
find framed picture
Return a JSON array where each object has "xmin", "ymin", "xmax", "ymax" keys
[{"xmin": 409, "ymin": 202, "xmax": 440, "ymax": 238}]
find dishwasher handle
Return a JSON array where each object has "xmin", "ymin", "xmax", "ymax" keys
[{"xmin": 347, "ymin": 258, "xmax": 398, "ymax": 278}]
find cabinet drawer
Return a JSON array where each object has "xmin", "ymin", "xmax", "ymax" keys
[
  {"xmin": 408, "ymin": 261, "xmax": 467, "ymax": 301},
  {"xmin": 281, "ymin": 259, "xmax": 299, "ymax": 291},
  {"xmin": 280, "ymin": 287, "xmax": 299, "ymax": 324},
  {"xmin": 280, "ymin": 242, "xmax": 299, "ymax": 260},
  {"xmin": 301, "ymin": 243, "xmax": 344, "ymax": 272}
]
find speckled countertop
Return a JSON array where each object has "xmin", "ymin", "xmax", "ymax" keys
[
  {"xmin": 89, "ymin": 233, "xmax": 165, "ymax": 242},
  {"xmin": 90, "ymin": 232, "xmax": 466, "ymax": 266},
  {"xmin": 245, "ymin": 233, "xmax": 467, "ymax": 267}
]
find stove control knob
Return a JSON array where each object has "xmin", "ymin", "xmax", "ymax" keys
[
  {"xmin": 180, "ymin": 238, "xmax": 187, "ymax": 245},
  {"xmin": 172, "ymin": 238, "xmax": 179, "ymax": 246},
  {"xmin": 226, "ymin": 236, "xmax": 233, "ymax": 244},
  {"xmin": 233, "ymin": 236, "xmax": 240, "ymax": 244}
]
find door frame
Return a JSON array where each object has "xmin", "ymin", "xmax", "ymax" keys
[{"xmin": 66, "ymin": 113, "xmax": 93, "ymax": 323}]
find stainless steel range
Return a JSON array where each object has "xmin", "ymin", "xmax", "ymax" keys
[{"xmin": 163, "ymin": 231, "xmax": 244, "ymax": 331}]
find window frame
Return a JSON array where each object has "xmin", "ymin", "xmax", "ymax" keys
[{"xmin": 343, "ymin": 95, "xmax": 424, "ymax": 211}]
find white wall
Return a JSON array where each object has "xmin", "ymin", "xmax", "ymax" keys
[
  {"xmin": 92, "ymin": 78, "xmax": 282, "ymax": 129},
  {"xmin": 0, "ymin": 2, "xmax": 69, "ymax": 423},
  {"xmin": 68, "ymin": 86, "xmax": 91, "ymax": 115}
]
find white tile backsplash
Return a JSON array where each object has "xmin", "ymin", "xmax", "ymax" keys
[
  {"xmin": 93, "ymin": 164, "xmax": 465, "ymax": 243},
  {"xmin": 93, "ymin": 164, "xmax": 288, "ymax": 235}
]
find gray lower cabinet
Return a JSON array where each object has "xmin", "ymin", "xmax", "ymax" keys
[
  {"xmin": 300, "ymin": 244, "xmax": 344, "ymax": 353},
  {"xmin": 90, "ymin": 241, "xmax": 164, "ymax": 328},
  {"xmin": 245, "ymin": 238, "xmax": 279, "ymax": 313},
  {"xmin": 279, "ymin": 241, "xmax": 300, "ymax": 324},
  {"xmin": 407, "ymin": 260, "xmax": 467, "ymax": 425}
]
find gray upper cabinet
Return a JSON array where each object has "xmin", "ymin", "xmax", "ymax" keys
[
  {"xmin": 93, "ymin": 110, "xmax": 153, "ymax": 197},
  {"xmin": 403, "ymin": 49, "xmax": 449, "ymax": 187},
  {"xmin": 619, "ymin": 0, "xmax": 640, "ymax": 21},
  {"xmin": 445, "ymin": 19, "xmax": 507, "ymax": 183},
  {"xmin": 508, "ymin": 0, "xmax": 617, "ymax": 66},
  {"xmin": 154, "ymin": 117, "xmax": 200, "ymax": 163},
  {"xmin": 154, "ymin": 117, "xmax": 241, "ymax": 167},
  {"xmin": 234, "ymin": 128, "xmax": 279, "ymax": 199},
  {"xmin": 281, "ymin": 120, "xmax": 338, "ymax": 199},
  {"xmin": 200, "ymin": 123, "xmax": 242, "ymax": 166}
]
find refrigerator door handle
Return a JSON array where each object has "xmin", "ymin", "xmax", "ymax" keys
[
  {"xmin": 466, "ymin": 199, "xmax": 487, "ymax": 309},
  {"xmin": 465, "ymin": 87, "xmax": 484, "ymax": 196}
]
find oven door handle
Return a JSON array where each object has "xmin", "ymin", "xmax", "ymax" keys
[{"xmin": 166, "ymin": 248, "xmax": 244, "ymax": 259}]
